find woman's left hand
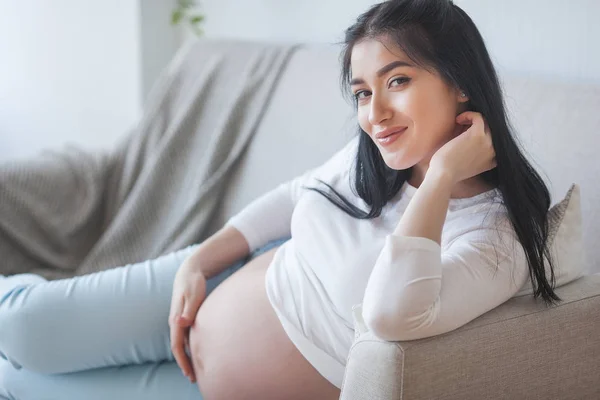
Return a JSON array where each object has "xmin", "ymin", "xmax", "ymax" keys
[{"xmin": 429, "ymin": 111, "xmax": 497, "ymax": 184}]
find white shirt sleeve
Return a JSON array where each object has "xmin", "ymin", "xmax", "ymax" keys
[
  {"xmin": 225, "ymin": 136, "xmax": 358, "ymax": 253},
  {"xmin": 361, "ymin": 225, "xmax": 529, "ymax": 341}
]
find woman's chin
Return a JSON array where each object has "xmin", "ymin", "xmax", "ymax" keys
[{"xmin": 381, "ymin": 152, "xmax": 414, "ymax": 171}]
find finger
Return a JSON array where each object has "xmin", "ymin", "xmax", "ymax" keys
[
  {"xmin": 180, "ymin": 293, "xmax": 203, "ymax": 323},
  {"xmin": 177, "ymin": 315, "xmax": 194, "ymax": 327},
  {"xmin": 169, "ymin": 296, "xmax": 195, "ymax": 380},
  {"xmin": 473, "ymin": 114, "xmax": 486, "ymax": 133},
  {"xmin": 183, "ymin": 334, "xmax": 196, "ymax": 382},
  {"xmin": 463, "ymin": 115, "xmax": 486, "ymax": 136},
  {"xmin": 169, "ymin": 296, "xmax": 184, "ymax": 327},
  {"xmin": 482, "ymin": 118, "xmax": 491, "ymax": 135},
  {"xmin": 171, "ymin": 323, "xmax": 195, "ymax": 381},
  {"xmin": 176, "ymin": 301, "xmax": 200, "ymax": 382},
  {"xmin": 455, "ymin": 111, "xmax": 477, "ymax": 125},
  {"xmin": 456, "ymin": 111, "xmax": 484, "ymax": 129}
]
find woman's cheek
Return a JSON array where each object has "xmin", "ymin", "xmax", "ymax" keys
[{"xmin": 357, "ymin": 110, "xmax": 371, "ymax": 136}]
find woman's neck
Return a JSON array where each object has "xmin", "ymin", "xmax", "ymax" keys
[{"xmin": 408, "ymin": 167, "xmax": 496, "ymax": 199}]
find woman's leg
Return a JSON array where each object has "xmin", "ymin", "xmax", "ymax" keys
[
  {"xmin": 0, "ymin": 358, "xmax": 201, "ymax": 400},
  {"xmin": 0, "ymin": 237, "xmax": 290, "ymax": 400},
  {"xmin": 0, "ymin": 239, "xmax": 273, "ymax": 375}
]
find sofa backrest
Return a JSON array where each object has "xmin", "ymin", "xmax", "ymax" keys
[
  {"xmin": 206, "ymin": 42, "xmax": 600, "ymax": 274},
  {"xmin": 205, "ymin": 44, "xmax": 355, "ymax": 235},
  {"xmin": 499, "ymin": 75, "xmax": 600, "ymax": 274}
]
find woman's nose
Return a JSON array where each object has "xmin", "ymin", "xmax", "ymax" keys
[{"xmin": 368, "ymin": 94, "xmax": 393, "ymax": 126}]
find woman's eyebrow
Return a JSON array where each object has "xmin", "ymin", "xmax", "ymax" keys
[{"xmin": 350, "ymin": 60, "xmax": 414, "ymax": 85}]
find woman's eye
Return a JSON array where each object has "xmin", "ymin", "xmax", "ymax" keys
[
  {"xmin": 354, "ymin": 78, "xmax": 410, "ymax": 101},
  {"xmin": 390, "ymin": 77, "xmax": 410, "ymax": 87},
  {"xmin": 354, "ymin": 90, "xmax": 371, "ymax": 100}
]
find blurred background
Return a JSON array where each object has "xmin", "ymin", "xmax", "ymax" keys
[{"xmin": 0, "ymin": 0, "xmax": 598, "ymax": 162}]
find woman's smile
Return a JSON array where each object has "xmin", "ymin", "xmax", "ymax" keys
[{"xmin": 376, "ymin": 127, "xmax": 407, "ymax": 147}]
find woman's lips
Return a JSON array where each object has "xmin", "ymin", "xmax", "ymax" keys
[{"xmin": 376, "ymin": 127, "xmax": 407, "ymax": 146}]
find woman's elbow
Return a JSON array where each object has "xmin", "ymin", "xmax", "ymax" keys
[
  {"xmin": 363, "ymin": 310, "xmax": 414, "ymax": 341},
  {"xmin": 362, "ymin": 304, "xmax": 440, "ymax": 342}
]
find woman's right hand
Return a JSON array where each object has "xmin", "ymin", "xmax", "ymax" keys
[{"xmin": 169, "ymin": 257, "xmax": 208, "ymax": 383}]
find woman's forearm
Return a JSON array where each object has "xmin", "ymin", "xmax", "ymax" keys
[
  {"xmin": 187, "ymin": 225, "xmax": 251, "ymax": 279},
  {"xmin": 361, "ymin": 170, "xmax": 456, "ymax": 338},
  {"xmin": 393, "ymin": 170, "xmax": 453, "ymax": 244}
]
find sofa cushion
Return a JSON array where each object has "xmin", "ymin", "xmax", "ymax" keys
[{"xmin": 514, "ymin": 183, "xmax": 585, "ymax": 297}]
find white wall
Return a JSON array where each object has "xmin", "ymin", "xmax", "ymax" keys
[
  {"xmin": 191, "ymin": 0, "xmax": 600, "ymax": 85},
  {"xmin": 187, "ymin": 0, "xmax": 376, "ymax": 45},
  {"xmin": 0, "ymin": 0, "xmax": 181, "ymax": 162},
  {"xmin": 140, "ymin": 0, "xmax": 181, "ymax": 104},
  {"xmin": 455, "ymin": 0, "xmax": 600, "ymax": 85}
]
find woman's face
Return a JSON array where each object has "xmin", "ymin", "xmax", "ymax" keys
[{"xmin": 350, "ymin": 37, "xmax": 469, "ymax": 173}]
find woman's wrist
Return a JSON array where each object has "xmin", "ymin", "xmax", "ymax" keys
[
  {"xmin": 424, "ymin": 166, "xmax": 456, "ymax": 190},
  {"xmin": 187, "ymin": 226, "xmax": 250, "ymax": 279},
  {"xmin": 393, "ymin": 166, "xmax": 453, "ymax": 244}
]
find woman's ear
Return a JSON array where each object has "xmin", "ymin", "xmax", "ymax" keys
[
  {"xmin": 456, "ymin": 89, "xmax": 470, "ymax": 114},
  {"xmin": 457, "ymin": 89, "xmax": 469, "ymax": 103}
]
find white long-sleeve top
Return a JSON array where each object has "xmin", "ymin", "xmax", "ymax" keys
[{"xmin": 225, "ymin": 135, "xmax": 529, "ymax": 389}]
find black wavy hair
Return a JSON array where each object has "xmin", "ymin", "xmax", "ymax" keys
[{"xmin": 305, "ymin": 0, "xmax": 560, "ymax": 304}]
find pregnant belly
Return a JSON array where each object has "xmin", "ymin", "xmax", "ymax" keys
[{"xmin": 189, "ymin": 246, "xmax": 341, "ymax": 400}]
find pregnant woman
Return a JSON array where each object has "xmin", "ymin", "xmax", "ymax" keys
[{"xmin": 0, "ymin": 0, "xmax": 560, "ymax": 399}]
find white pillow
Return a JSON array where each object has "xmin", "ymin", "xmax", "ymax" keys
[{"xmin": 513, "ymin": 183, "xmax": 585, "ymax": 298}]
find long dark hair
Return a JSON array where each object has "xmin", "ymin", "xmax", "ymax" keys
[{"xmin": 306, "ymin": 0, "xmax": 560, "ymax": 304}]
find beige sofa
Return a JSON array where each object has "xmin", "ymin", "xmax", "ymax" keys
[{"xmin": 201, "ymin": 40, "xmax": 600, "ymax": 399}]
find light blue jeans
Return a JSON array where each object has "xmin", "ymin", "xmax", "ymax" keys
[{"xmin": 0, "ymin": 237, "xmax": 290, "ymax": 400}]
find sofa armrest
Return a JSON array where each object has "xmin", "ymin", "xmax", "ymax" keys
[{"xmin": 340, "ymin": 274, "xmax": 600, "ymax": 400}]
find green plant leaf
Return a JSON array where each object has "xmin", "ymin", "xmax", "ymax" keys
[
  {"xmin": 171, "ymin": 9, "xmax": 183, "ymax": 25},
  {"xmin": 189, "ymin": 15, "xmax": 204, "ymax": 25}
]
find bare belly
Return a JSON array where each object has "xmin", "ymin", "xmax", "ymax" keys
[{"xmin": 189, "ymin": 246, "xmax": 341, "ymax": 400}]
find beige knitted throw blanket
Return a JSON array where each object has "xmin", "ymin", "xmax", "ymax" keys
[{"xmin": 0, "ymin": 39, "xmax": 299, "ymax": 280}]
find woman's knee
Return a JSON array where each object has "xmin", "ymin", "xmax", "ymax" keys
[{"xmin": 0, "ymin": 287, "xmax": 53, "ymax": 373}]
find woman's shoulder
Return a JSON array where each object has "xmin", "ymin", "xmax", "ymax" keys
[
  {"xmin": 443, "ymin": 205, "xmax": 530, "ymax": 284},
  {"xmin": 444, "ymin": 198, "xmax": 521, "ymax": 253}
]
